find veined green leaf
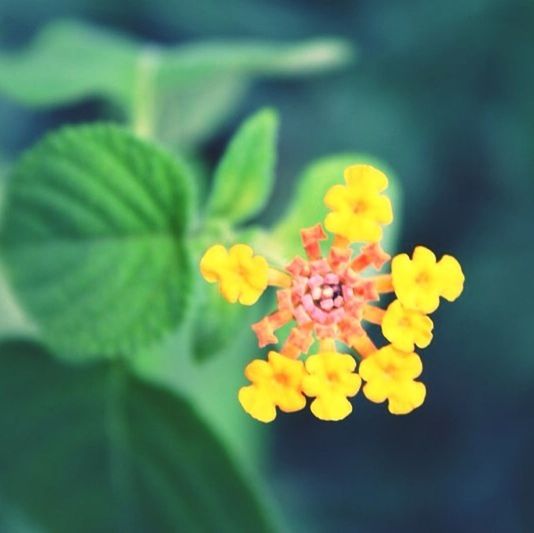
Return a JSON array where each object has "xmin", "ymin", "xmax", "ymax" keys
[
  {"xmin": 0, "ymin": 123, "xmax": 194, "ymax": 360},
  {"xmin": 0, "ymin": 20, "xmax": 354, "ymax": 146},
  {"xmin": 207, "ymin": 109, "xmax": 279, "ymax": 223},
  {"xmin": 272, "ymin": 153, "xmax": 402, "ymax": 259},
  {"xmin": 0, "ymin": 340, "xmax": 275, "ymax": 533}
]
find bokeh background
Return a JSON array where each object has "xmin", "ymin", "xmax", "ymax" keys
[{"xmin": 1, "ymin": 1, "xmax": 533, "ymax": 532}]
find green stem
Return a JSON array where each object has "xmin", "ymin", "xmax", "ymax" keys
[{"xmin": 132, "ymin": 47, "xmax": 161, "ymax": 138}]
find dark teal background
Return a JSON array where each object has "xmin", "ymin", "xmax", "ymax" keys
[{"xmin": 1, "ymin": 1, "xmax": 533, "ymax": 531}]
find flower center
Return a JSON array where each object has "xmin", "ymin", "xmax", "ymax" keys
[
  {"xmin": 238, "ymin": 262, "xmax": 254, "ymax": 280},
  {"xmin": 352, "ymin": 200, "xmax": 367, "ymax": 214},
  {"xmin": 383, "ymin": 364, "xmax": 397, "ymax": 377},
  {"xmin": 287, "ymin": 254, "xmax": 378, "ymax": 330},
  {"xmin": 416, "ymin": 271, "xmax": 431, "ymax": 287},
  {"xmin": 311, "ymin": 281, "xmax": 345, "ymax": 311},
  {"xmin": 398, "ymin": 317, "xmax": 411, "ymax": 328},
  {"xmin": 274, "ymin": 373, "xmax": 290, "ymax": 386},
  {"xmin": 326, "ymin": 371, "xmax": 339, "ymax": 383}
]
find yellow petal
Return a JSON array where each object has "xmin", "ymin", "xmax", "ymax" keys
[
  {"xmin": 387, "ymin": 396, "xmax": 414, "ymax": 415},
  {"xmin": 333, "ymin": 353, "xmax": 358, "ymax": 373},
  {"xmin": 304, "ymin": 352, "xmax": 327, "ymax": 376},
  {"xmin": 238, "ymin": 285, "xmax": 263, "ymax": 305},
  {"xmin": 229, "ymin": 243, "xmax": 254, "ymax": 263},
  {"xmin": 244, "ymin": 359, "xmax": 273, "ymax": 384},
  {"xmin": 310, "ymin": 394, "xmax": 353, "ymax": 421},
  {"xmin": 413, "ymin": 314, "xmax": 433, "ymax": 349},
  {"xmin": 347, "ymin": 216, "xmax": 383, "ymax": 243},
  {"xmin": 344, "ymin": 164, "xmax": 388, "ymax": 192},
  {"xmin": 238, "ymin": 385, "xmax": 277, "ymax": 423},
  {"xmin": 219, "ymin": 275, "xmax": 241, "ymax": 303},
  {"xmin": 391, "ymin": 254, "xmax": 416, "ymax": 303},
  {"xmin": 382, "ymin": 300, "xmax": 413, "ymax": 352},
  {"xmin": 382, "ymin": 300, "xmax": 434, "ymax": 352},
  {"xmin": 392, "ymin": 250, "xmax": 444, "ymax": 313},
  {"xmin": 275, "ymin": 388, "xmax": 307, "ymax": 413},
  {"xmin": 358, "ymin": 354, "xmax": 382, "ymax": 382},
  {"xmin": 337, "ymin": 372, "xmax": 362, "ymax": 397},
  {"xmin": 415, "ymin": 292, "xmax": 440, "ymax": 314},
  {"xmin": 268, "ymin": 351, "xmax": 305, "ymax": 388},
  {"xmin": 413, "ymin": 246, "xmax": 437, "ymax": 267},
  {"xmin": 391, "ymin": 253, "xmax": 412, "ymax": 277},
  {"xmin": 306, "ymin": 352, "xmax": 356, "ymax": 374},
  {"xmin": 304, "ymin": 352, "xmax": 360, "ymax": 399},
  {"xmin": 388, "ymin": 381, "xmax": 426, "ymax": 415},
  {"xmin": 392, "ymin": 350, "xmax": 423, "ymax": 381},
  {"xmin": 199, "ymin": 244, "xmax": 229, "ymax": 282},
  {"xmin": 369, "ymin": 194, "xmax": 393, "ymax": 224},
  {"xmin": 362, "ymin": 378, "xmax": 390, "ymax": 403},
  {"xmin": 302, "ymin": 374, "xmax": 326, "ymax": 397},
  {"xmin": 438, "ymin": 255, "xmax": 465, "ymax": 301},
  {"xmin": 324, "ymin": 184, "xmax": 350, "ymax": 210},
  {"xmin": 247, "ymin": 256, "xmax": 269, "ymax": 289},
  {"xmin": 324, "ymin": 210, "xmax": 352, "ymax": 238}
]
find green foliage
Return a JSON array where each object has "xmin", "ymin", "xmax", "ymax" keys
[
  {"xmin": 0, "ymin": 123, "xmax": 194, "ymax": 360},
  {"xmin": 0, "ymin": 19, "xmax": 354, "ymax": 146},
  {"xmin": 154, "ymin": 75, "xmax": 250, "ymax": 149},
  {"xmin": 207, "ymin": 108, "xmax": 278, "ymax": 223},
  {"xmin": 0, "ymin": 155, "xmax": 34, "ymax": 338},
  {"xmin": 273, "ymin": 153, "xmax": 402, "ymax": 259},
  {"xmin": 0, "ymin": 20, "xmax": 136, "ymax": 107},
  {"xmin": 0, "ymin": 339, "xmax": 274, "ymax": 533},
  {"xmin": 192, "ymin": 283, "xmax": 246, "ymax": 362}
]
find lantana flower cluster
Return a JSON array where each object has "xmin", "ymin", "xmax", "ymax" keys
[{"xmin": 200, "ymin": 165, "xmax": 464, "ymax": 422}]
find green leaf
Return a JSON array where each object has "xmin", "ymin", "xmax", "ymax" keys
[
  {"xmin": 0, "ymin": 20, "xmax": 136, "ymax": 107},
  {"xmin": 0, "ymin": 20, "xmax": 354, "ymax": 146},
  {"xmin": 153, "ymin": 74, "xmax": 250, "ymax": 149},
  {"xmin": 272, "ymin": 153, "xmax": 402, "ymax": 259},
  {"xmin": 153, "ymin": 39, "xmax": 352, "ymax": 147},
  {"xmin": 207, "ymin": 109, "xmax": 279, "ymax": 223},
  {"xmin": 192, "ymin": 283, "xmax": 246, "ymax": 362},
  {"xmin": 157, "ymin": 38, "xmax": 355, "ymax": 81},
  {"xmin": 0, "ymin": 339, "xmax": 275, "ymax": 533},
  {"xmin": 0, "ymin": 155, "xmax": 35, "ymax": 338},
  {"xmin": 0, "ymin": 123, "xmax": 194, "ymax": 360}
]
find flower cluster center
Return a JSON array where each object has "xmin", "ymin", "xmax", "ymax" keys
[{"xmin": 309, "ymin": 275, "xmax": 345, "ymax": 312}]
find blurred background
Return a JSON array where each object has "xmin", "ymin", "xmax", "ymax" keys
[{"xmin": 1, "ymin": 0, "xmax": 533, "ymax": 532}]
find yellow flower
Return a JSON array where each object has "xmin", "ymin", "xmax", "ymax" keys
[
  {"xmin": 200, "ymin": 243, "xmax": 268, "ymax": 305},
  {"xmin": 359, "ymin": 345, "xmax": 426, "ymax": 415},
  {"xmin": 392, "ymin": 246, "xmax": 464, "ymax": 313},
  {"xmin": 238, "ymin": 351, "xmax": 306, "ymax": 423},
  {"xmin": 302, "ymin": 352, "xmax": 361, "ymax": 421},
  {"xmin": 381, "ymin": 299, "xmax": 433, "ymax": 352},
  {"xmin": 324, "ymin": 164, "xmax": 393, "ymax": 243}
]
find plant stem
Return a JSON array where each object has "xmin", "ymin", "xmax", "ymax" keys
[{"xmin": 132, "ymin": 47, "xmax": 160, "ymax": 139}]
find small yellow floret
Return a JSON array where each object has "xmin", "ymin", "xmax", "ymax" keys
[
  {"xmin": 382, "ymin": 299, "xmax": 433, "ymax": 352},
  {"xmin": 391, "ymin": 246, "xmax": 464, "ymax": 314},
  {"xmin": 238, "ymin": 351, "xmax": 306, "ymax": 423},
  {"xmin": 324, "ymin": 164, "xmax": 393, "ymax": 243},
  {"xmin": 302, "ymin": 352, "xmax": 361, "ymax": 421},
  {"xmin": 359, "ymin": 345, "xmax": 426, "ymax": 415},
  {"xmin": 200, "ymin": 244, "xmax": 269, "ymax": 305}
]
